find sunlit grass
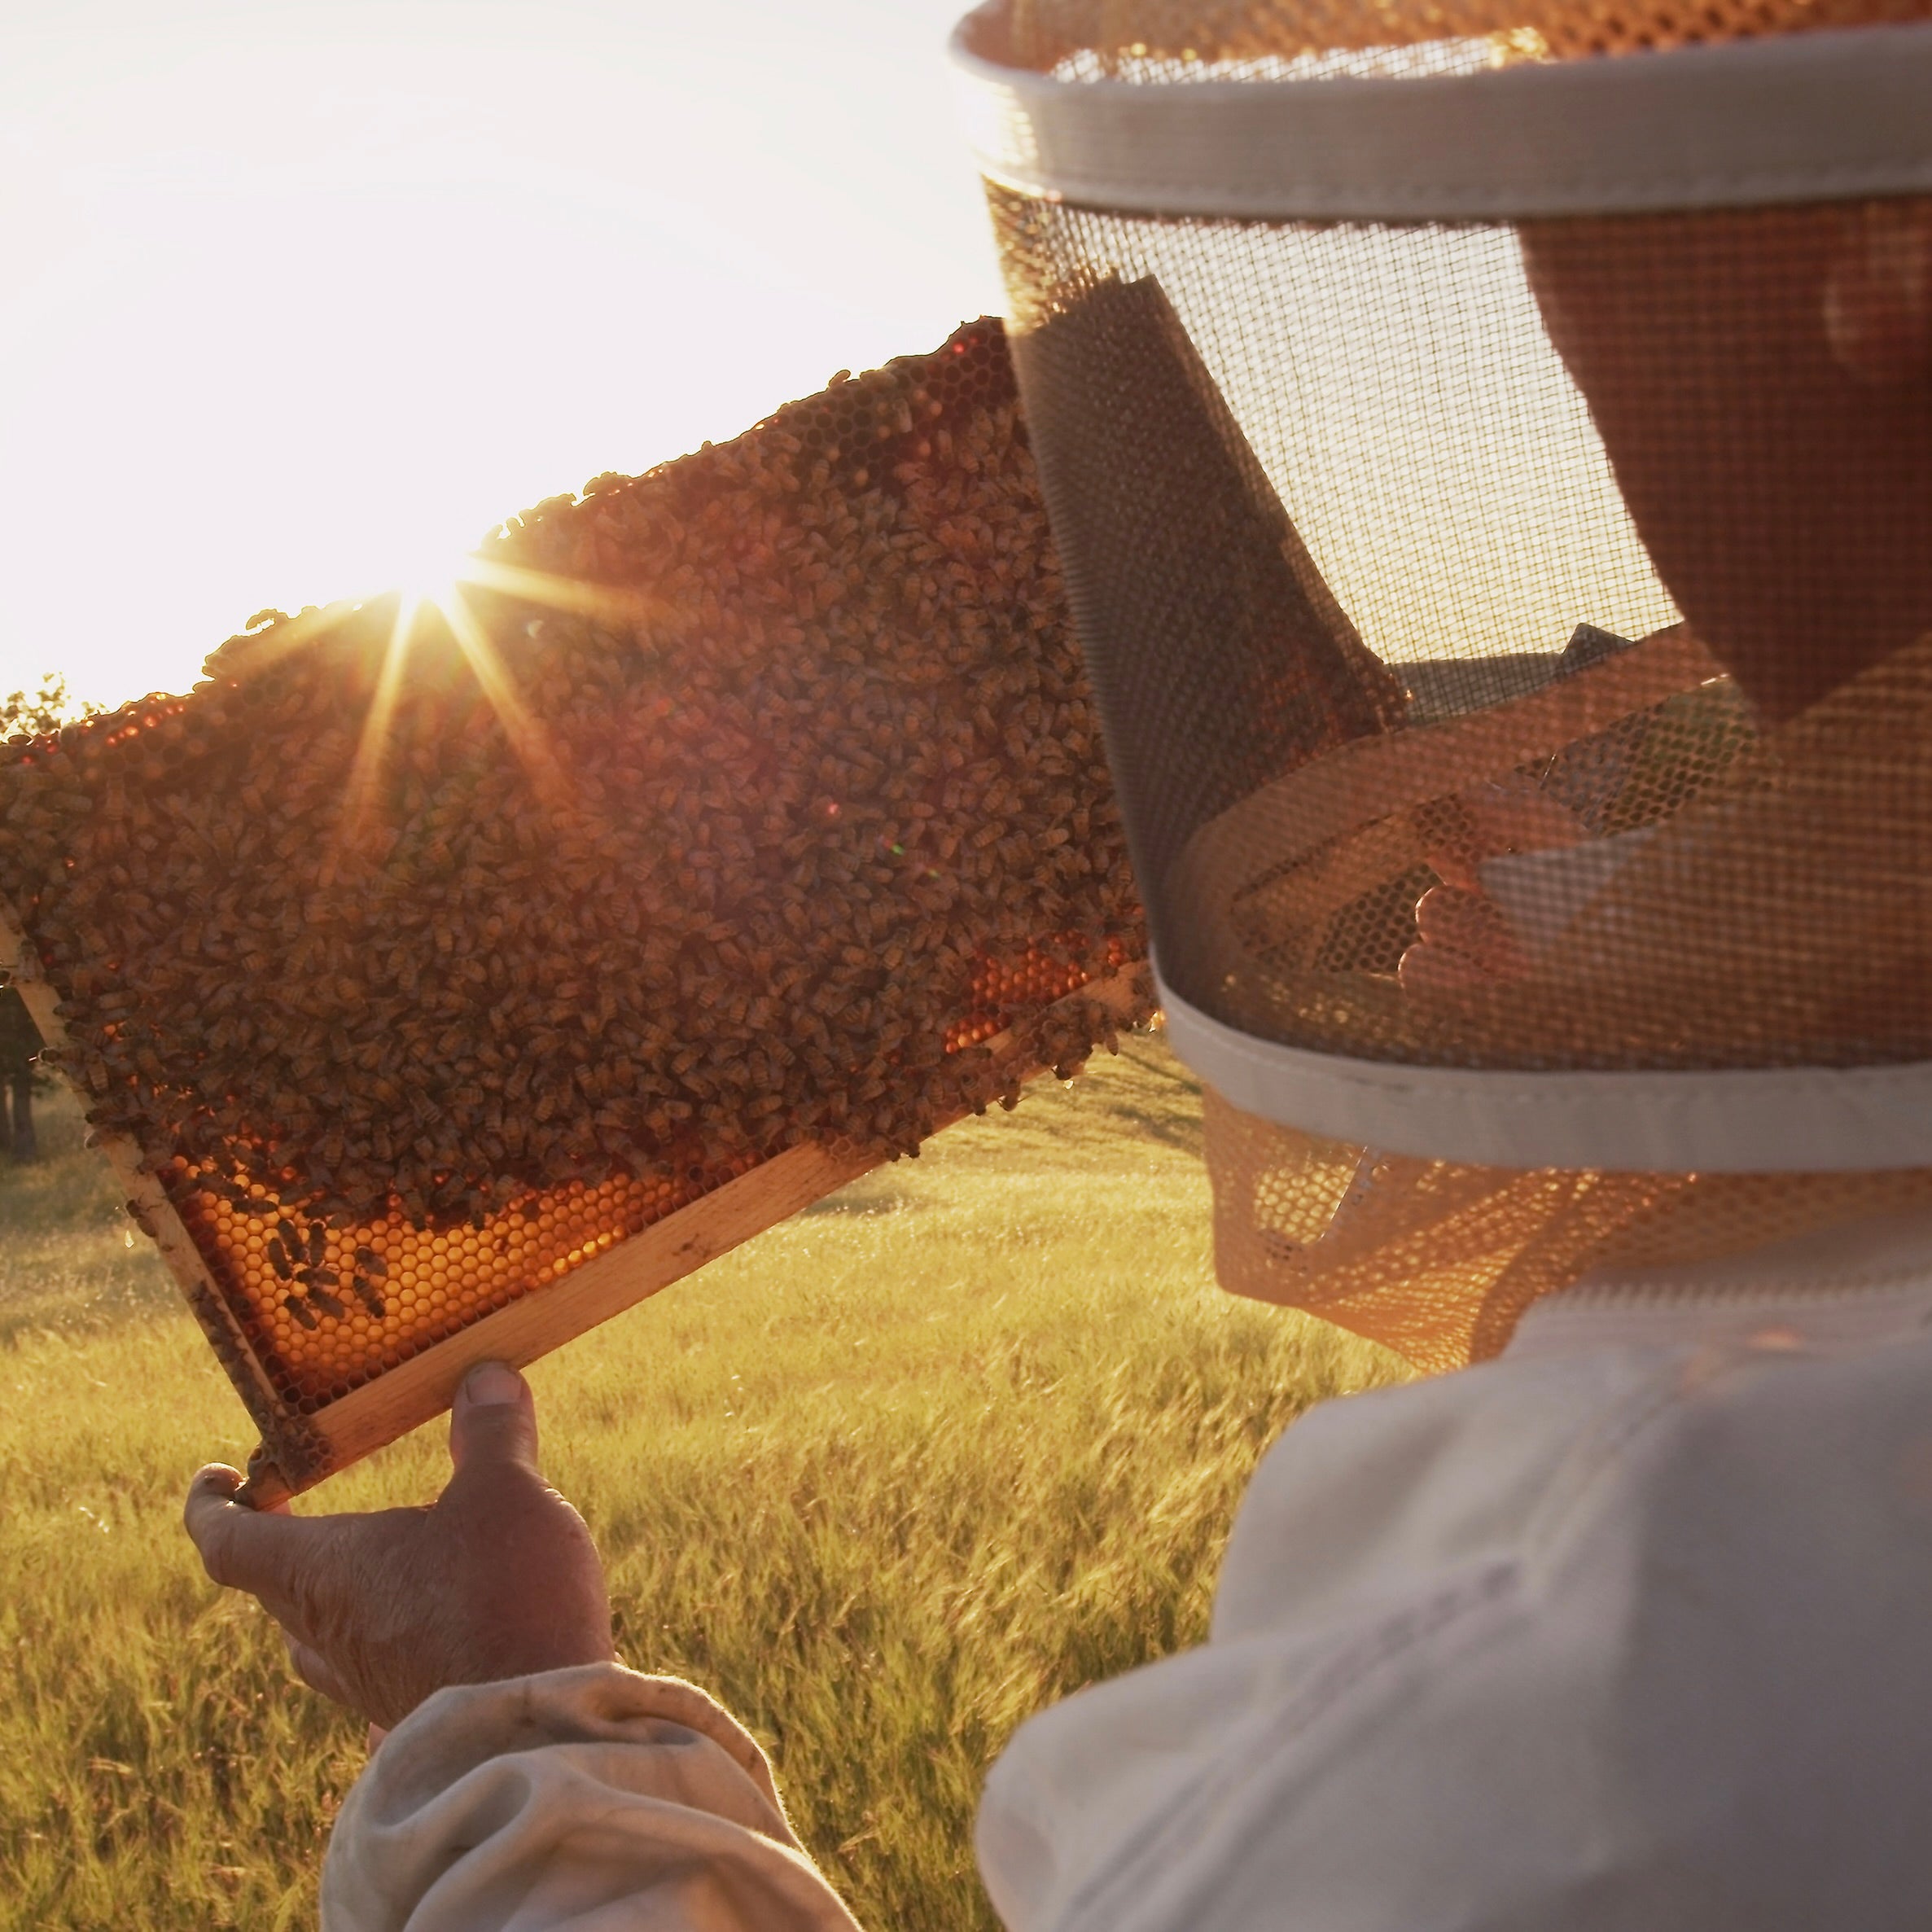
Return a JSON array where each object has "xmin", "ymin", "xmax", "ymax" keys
[
  {"xmin": 0, "ymin": 1096, "xmax": 182, "ymax": 1343},
  {"xmin": 0, "ymin": 1043, "xmax": 1402, "ymax": 1930}
]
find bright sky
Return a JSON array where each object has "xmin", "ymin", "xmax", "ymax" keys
[{"xmin": 1, "ymin": 0, "xmax": 1001, "ymax": 708}]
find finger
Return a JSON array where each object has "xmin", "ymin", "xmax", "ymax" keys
[
  {"xmin": 285, "ymin": 1632, "xmax": 356, "ymax": 1710},
  {"xmin": 251, "ymin": 1583, "xmax": 326, "ymax": 1648},
  {"xmin": 449, "ymin": 1361, "xmax": 539, "ymax": 1475},
  {"xmin": 186, "ymin": 1462, "xmax": 245, "ymax": 1513},
  {"xmin": 1400, "ymin": 940, "xmax": 1500, "ymax": 998},
  {"xmin": 184, "ymin": 1464, "xmax": 321, "ymax": 1599},
  {"xmin": 1413, "ymin": 886, "xmax": 1519, "ymax": 976}
]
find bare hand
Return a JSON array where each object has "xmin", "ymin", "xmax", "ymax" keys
[
  {"xmin": 184, "ymin": 1363, "xmax": 615, "ymax": 1732},
  {"xmin": 1400, "ymin": 779, "xmax": 1584, "ymax": 996}
]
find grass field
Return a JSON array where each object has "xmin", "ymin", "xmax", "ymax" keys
[{"xmin": 0, "ymin": 1038, "xmax": 1401, "ymax": 1930}]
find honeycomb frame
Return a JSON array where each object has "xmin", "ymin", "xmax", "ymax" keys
[{"xmin": 0, "ymin": 318, "xmax": 1153, "ymax": 1500}]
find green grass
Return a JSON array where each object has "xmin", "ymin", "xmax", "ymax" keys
[{"xmin": 0, "ymin": 1040, "xmax": 1401, "ymax": 1930}]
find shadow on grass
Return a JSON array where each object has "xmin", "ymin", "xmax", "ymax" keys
[
  {"xmin": 1080, "ymin": 1040, "xmax": 1204, "ymax": 1155},
  {"xmin": 800, "ymin": 1189, "xmax": 918, "ymax": 1217}
]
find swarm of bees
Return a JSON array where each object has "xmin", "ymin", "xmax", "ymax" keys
[{"xmin": 0, "ymin": 320, "xmax": 1150, "ymax": 1295}]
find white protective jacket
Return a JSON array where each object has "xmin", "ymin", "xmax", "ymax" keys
[{"xmin": 323, "ymin": 1204, "xmax": 1932, "ymax": 1930}]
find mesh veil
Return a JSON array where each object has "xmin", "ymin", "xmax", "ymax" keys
[{"xmin": 957, "ymin": 0, "xmax": 1932, "ymax": 1365}]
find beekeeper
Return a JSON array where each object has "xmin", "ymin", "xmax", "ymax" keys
[{"xmin": 186, "ymin": 5, "xmax": 1932, "ymax": 1926}]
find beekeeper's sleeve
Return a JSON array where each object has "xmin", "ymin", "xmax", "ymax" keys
[{"xmin": 321, "ymin": 1665, "xmax": 861, "ymax": 1930}]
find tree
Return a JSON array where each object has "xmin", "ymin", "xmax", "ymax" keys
[{"xmin": 1, "ymin": 672, "xmax": 94, "ymax": 1163}]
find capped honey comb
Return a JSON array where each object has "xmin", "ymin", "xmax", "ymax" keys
[{"xmin": 0, "ymin": 318, "xmax": 1152, "ymax": 1498}]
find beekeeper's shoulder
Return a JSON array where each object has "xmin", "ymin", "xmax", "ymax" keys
[{"xmin": 980, "ymin": 1220, "xmax": 1932, "ymax": 1932}]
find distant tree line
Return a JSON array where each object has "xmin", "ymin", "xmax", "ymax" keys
[{"xmin": 2, "ymin": 673, "xmax": 94, "ymax": 1163}]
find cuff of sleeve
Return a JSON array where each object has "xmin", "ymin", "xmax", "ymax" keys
[
  {"xmin": 322, "ymin": 1663, "xmax": 859, "ymax": 1932},
  {"xmin": 363, "ymin": 1662, "xmax": 800, "ymax": 1839}
]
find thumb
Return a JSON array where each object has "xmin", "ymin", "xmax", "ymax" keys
[
  {"xmin": 449, "ymin": 1361, "xmax": 539, "ymax": 1474},
  {"xmin": 184, "ymin": 1463, "xmax": 307, "ymax": 1594}
]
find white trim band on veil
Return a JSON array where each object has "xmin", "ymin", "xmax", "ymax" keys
[
  {"xmin": 949, "ymin": 9, "xmax": 1932, "ymax": 219},
  {"xmin": 1159, "ymin": 973, "xmax": 1932, "ymax": 1173}
]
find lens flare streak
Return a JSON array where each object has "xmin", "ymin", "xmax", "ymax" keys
[{"xmin": 438, "ymin": 582, "xmax": 572, "ymax": 812}]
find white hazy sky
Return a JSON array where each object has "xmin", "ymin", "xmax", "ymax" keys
[{"xmin": 1, "ymin": 0, "xmax": 1001, "ymax": 708}]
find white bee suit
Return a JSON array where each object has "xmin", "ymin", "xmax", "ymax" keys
[{"xmin": 977, "ymin": 1208, "xmax": 1932, "ymax": 1932}]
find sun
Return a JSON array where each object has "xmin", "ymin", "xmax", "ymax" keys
[
  {"xmin": 321, "ymin": 548, "xmax": 668, "ymax": 879},
  {"xmin": 395, "ymin": 559, "xmax": 472, "ymax": 623}
]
